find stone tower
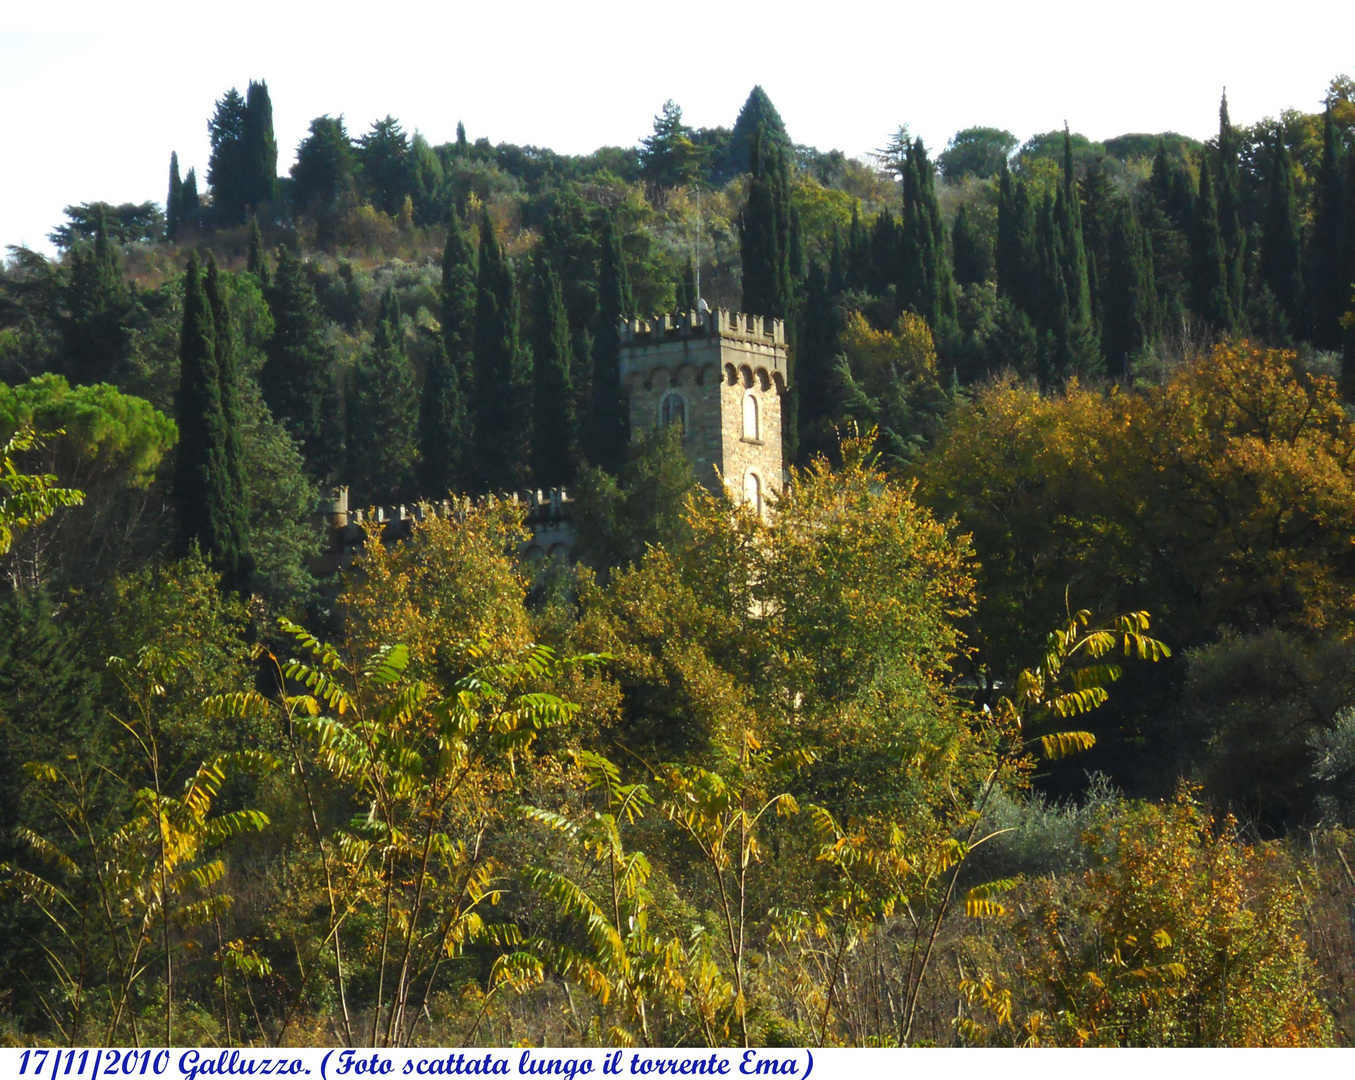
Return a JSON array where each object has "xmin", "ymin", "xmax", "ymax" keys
[{"xmin": 619, "ymin": 309, "xmax": 788, "ymax": 515}]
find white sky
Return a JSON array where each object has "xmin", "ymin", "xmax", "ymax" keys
[{"xmin": 3, "ymin": 3, "xmax": 1353, "ymax": 256}]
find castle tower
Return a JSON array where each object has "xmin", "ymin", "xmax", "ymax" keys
[{"xmin": 619, "ymin": 310, "xmax": 788, "ymax": 516}]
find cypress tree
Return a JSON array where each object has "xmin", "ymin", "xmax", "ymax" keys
[
  {"xmin": 1035, "ymin": 191, "xmax": 1071, "ymax": 380},
  {"xmin": 997, "ymin": 162, "xmax": 1038, "ymax": 319},
  {"xmin": 420, "ymin": 212, "xmax": 475, "ymax": 496},
  {"xmin": 472, "ymin": 211, "xmax": 529, "ymax": 491},
  {"xmin": 166, "ymin": 152, "xmax": 183, "ymax": 241},
  {"xmin": 246, "ymin": 216, "xmax": 269, "ymax": 286},
  {"xmin": 1310, "ymin": 108, "xmax": 1346, "ymax": 349},
  {"xmin": 1078, "ymin": 157, "xmax": 1117, "ymax": 327},
  {"xmin": 1190, "ymin": 163, "xmax": 1233, "ymax": 330},
  {"xmin": 1261, "ymin": 128, "xmax": 1304, "ymax": 333},
  {"xmin": 1102, "ymin": 202, "xmax": 1156, "ymax": 376},
  {"xmin": 1055, "ymin": 128, "xmax": 1100, "ymax": 375},
  {"xmin": 740, "ymin": 131, "xmax": 791, "ymax": 318},
  {"xmin": 952, "ymin": 203, "xmax": 992, "ymax": 286},
  {"xmin": 203, "ymin": 257, "xmax": 251, "ymax": 590},
  {"xmin": 531, "ymin": 262, "xmax": 577, "ymax": 486},
  {"xmin": 899, "ymin": 138, "xmax": 954, "ymax": 327},
  {"xmin": 846, "ymin": 203, "xmax": 868, "ymax": 292},
  {"xmin": 1217, "ymin": 92, "xmax": 1246, "ymax": 319},
  {"xmin": 676, "ymin": 256, "xmax": 697, "ymax": 312},
  {"xmin": 182, "ymin": 167, "xmax": 200, "ymax": 220},
  {"xmin": 261, "ymin": 247, "xmax": 335, "ymax": 479},
  {"xmin": 243, "ymin": 80, "xmax": 278, "ymax": 211},
  {"xmin": 590, "ymin": 219, "xmax": 632, "ymax": 473},
  {"xmin": 795, "ymin": 259, "xmax": 839, "ymax": 460},
  {"xmin": 347, "ymin": 287, "xmax": 416, "ymax": 506},
  {"xmin": 173, "ymin": 255, "xmax": 232, "ymax": 569}
]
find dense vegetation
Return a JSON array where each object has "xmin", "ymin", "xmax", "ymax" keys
[{"xmin": 2, "ymin": 76, "xmax": 1355, "ymax": 1047}]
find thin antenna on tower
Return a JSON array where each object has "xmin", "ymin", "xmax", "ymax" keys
[{"xmin": 695, "ymin": 186, "xmax": 701, "ymax": 310}]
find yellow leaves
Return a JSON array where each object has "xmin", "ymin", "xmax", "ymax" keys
[{"xmin": 838, "ymin": 310, "xmax": 939, "ymax": 396}]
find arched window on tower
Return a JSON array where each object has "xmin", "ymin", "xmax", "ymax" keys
[
  {"xmin": 743, "ymin": 470, "xmax": 762, "ymax": 516},
  {"xmin": 660, "ymin": 391, "xmax": 685, "ymax": 433},
  {"xmin": 742, "ymin": 390, "xmax": 759, "ymax": 441}
]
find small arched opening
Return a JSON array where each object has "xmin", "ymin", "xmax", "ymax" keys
[{"xmin": 742, "ymin": 391, "xmax": 760, "ymax": 441}]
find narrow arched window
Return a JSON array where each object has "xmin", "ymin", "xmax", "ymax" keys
[
  {"xmin": 743, "ymin": 470, "xmax": 762, "ymax": 515},
  {"xmin": 660, "ymin": 391, "xmax": 685, "ymax": 432},
  {"xmin": 742, "ymin": 391, "xmax": 759, "ymax": 441}
]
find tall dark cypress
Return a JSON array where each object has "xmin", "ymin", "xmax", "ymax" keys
[
  {"xmin": 1217, "ymin": 92, "xmax": 1246, "ymax": 319},
  {"xmin": 173, "ymin": 255, "xmax": 230, "ymax": 568},
  {"xmin": 997, "ymin": 162, "xmax": 1037, "ymax": 319},
  {"xmin": 795, "ymin": 259, "xmax": 839, "ymax": 460},
  {"xmin": 1102, "ymin": 202, "xmax": 1156, "ymax": 376},
  {"xmin": 1078, "ymin": 158, "xmax": 1117, "ymax": 328},
  {"xmin": 246, "ymin": 216, "xmax": 269, "ymax": 285},
  {"xmin": 898, "ymin": 138, "xmax": 955, "ymax": 328},
  {"xmin": 739, "ymin": 130, "xmax": 791, "ymax": 318},
  {"xmin": 1055, "ymin": 128, "xmax": 1099, "ymax": 375},
  {"xmin": 590, "ymin": 219, "xmax": 632, "ymax": 473},
  {"xmin": 348, "ymin": 287, "xmax": 416, "ymax": 506},
  {"xmin": 420, "ymin": 212, "xmax": 475, "ymax": 496},
  {"xmin": 203, "ymin": 257, "xmax": 250, "ymax": 590},
  {"xmin": 472, "ymin": 211, "xmax": 528, "ymax": 491},
  {"xmin": 243, "ymin": 80, "xmax": 278, "ymax": 211},
  {"xmin": 1261, "ymin": 128, "xmax": 1304, "ymax": 333},
  {"xmin": 531, "ymin": 262, "xmax": 577, "ymax": 486},
  {"xmin": 182, "ymin": 168, "xmax": 200, "ymax": 220},
  {"xmin": 166, "ymin": 152, "xmax": 183, "ymax": 241},
  {"xmin": 1310, "ymin": 108, "xmax": 1346, "ymax": 349},
  {"xmin": 952, "ymin": 203, "xmax": 992, "ymax": 286},
  {"xmin": 1191, "ymin": 164, "xmax": 1233, "ymax": 331},
  {"xmin": 261, "ymin": 247, "xmax": 335, "ymax": 479}
]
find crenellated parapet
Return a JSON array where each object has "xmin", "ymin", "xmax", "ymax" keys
[
  {"xmin": 618, "ymin": 309, "xmax": 785, "ymax": 346},
  {"xmin": 311, "ymin": 486, "xmax": 576, "ymax": 574}
]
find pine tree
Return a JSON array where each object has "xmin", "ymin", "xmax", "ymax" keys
[
  {"xmin": 173, "ymin": 255, "xmax": 230, "ymax": 567},
  {"xmin": 62, "ymin": 215, "xmax": 129, "ymax": 385},
  {"xmin": 1217, "ymin": 91, "xmax": 1247, "ymax": 319},
  {"xmin": 261, "ymin": 247, "xmax": 335, "ymax": 479},
  {"xmin": 166, "ymin": 152, "xmax": 184, "ymax": 241},
  {"xmin": 207, "ymin": 88, "xmax": 249, "ymax": 225},
  {"xmin": 203, "ymin": 257, "xmax": 251, "ymax": 590},
  {"xmin": 0, "ymin": 590, "xmax": 95, "ymax": 846},
  {"xmin": 1102, "ymin": 202, "xmax": 1157, "ymax": 376},
  {"xmin": 472, "ymin": 211, "xmax": 529, "ymax": 490},
  {"xmin": 419, "ymin": 212, "xmax": 475, "ymax": 496},
  {"xmin": 531, "ymin": 261, "xmax": 577, "ymax": 486},
  {"xmin": 347, "ymin": 287, "xmax": 416, "ymax": 506},
  {"xmin": 291, "ymin": 115, "xmax": 356, "ymax": 223},
  {"xmin": 952, "ymin": 203, "xmax": 992, "ymax": 286},
  {"xmin": 724, "ymin": 86, "xmax": 792, "ymax": 179},
  {"xmin": 1191, "ymin": 163, "xmax": 1233, "ymax": 331},
  {"xmin": 590, "ymin": 219, "xmax": 632, "ymax": 473},
  {"xmin": 1261, "ymin": 128, "xmax": 1304, "ymax": 334},
  {"xmin": 1310, "ymin": 108, "xmax": 1347, "ymax": 349}
]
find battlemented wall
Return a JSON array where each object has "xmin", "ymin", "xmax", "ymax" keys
[{"xmin": 620, "ymin": 309, "xmax": 788, "ymax": 513}]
